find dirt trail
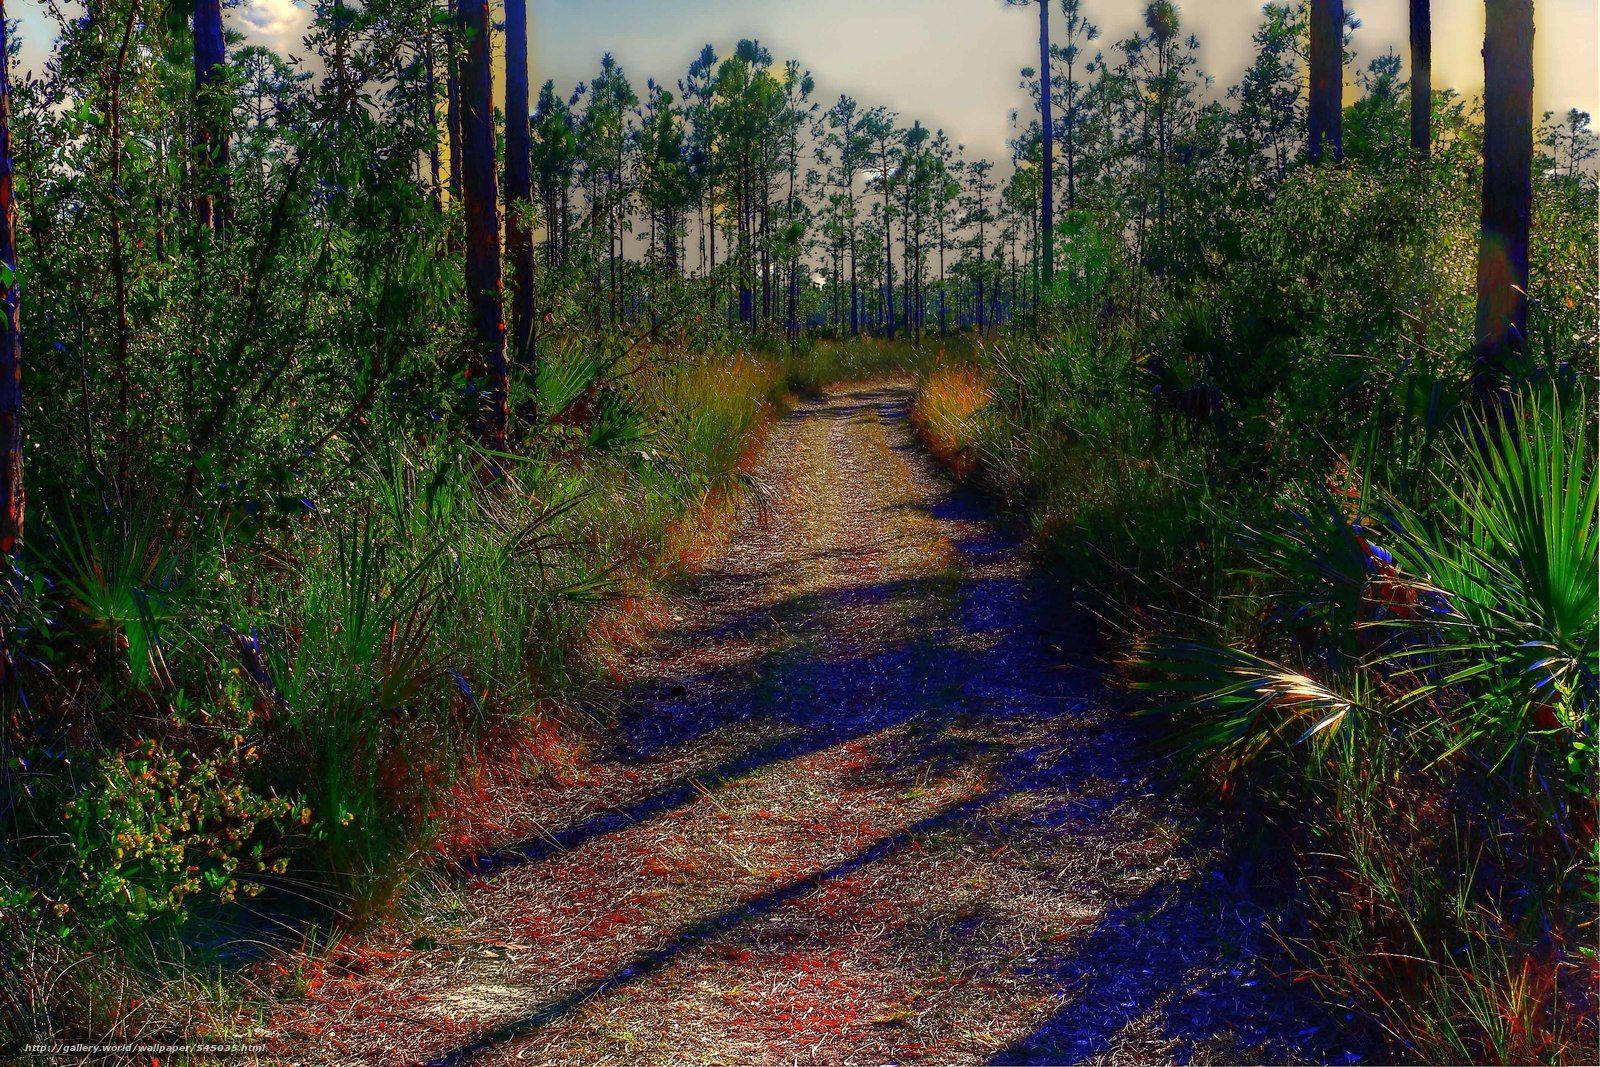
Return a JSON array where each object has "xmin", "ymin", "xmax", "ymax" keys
[{"xmin": 268, "ymin": 383, "xmax": 1368, "ymax": 1065}]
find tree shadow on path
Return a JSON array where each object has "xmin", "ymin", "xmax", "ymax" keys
[{"xmin": 424, "ymin": 383, "xmax": 1374, "ymax": 1066}]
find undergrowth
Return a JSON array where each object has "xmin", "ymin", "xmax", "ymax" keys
[
  {"xmin": 0, "ymin": 335, "xmax": 812, "ymax": 1053},
  {"xmin": 910, "ymin": 155, "xmax": 1598, "ymax": 1064}
]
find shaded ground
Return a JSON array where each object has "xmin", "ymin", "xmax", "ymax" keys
[{"xmin": 263, "ymin": 383, "xmax": 1371, "ymax": 1065}]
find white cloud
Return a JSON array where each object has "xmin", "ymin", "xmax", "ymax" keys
[{"xmin": 238, "ymin": 0, "xmax": 311, "ymax": 49}]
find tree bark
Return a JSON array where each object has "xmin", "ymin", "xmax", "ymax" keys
[
  {"xmin": 1410, "ymin": 0, "xmax": 1432, "ymax": 157},
  {"xmin": 423, "ymin": 28, "xmax": 445, "ymax": 211},
  {"xmin": 446, "ymin": 0, "xmax": 463, "ymax": 202},
  {"xmin": 1037, "ymin": 0, "xmax": 1054, "ymax": 285},
  {"xmin": 1308, "ymin": 0, "xmax": 1344, "ymax": 162},
  {"xmin": 194, "ymin": 0, "xmax": 229, "ymax": 234},
  {"xmin": 1473, "ymin": 0, "xmax": 1534, "ymax": 403},
  {"xmin": 458, "ymin": 0, "xmax": 508, "ymax": 450},
  {"xmin": 882, "ymin": 153, "xmax": 895, "ymax": 338},
  {"xmin": 0, "ymin": 3, "xmax": 22, "ymax": 553},
  {"xmin": 504, "ymin": 0, "xmax": 536, "ymax": 370}
]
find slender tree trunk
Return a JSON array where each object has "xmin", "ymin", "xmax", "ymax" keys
[
  {"xmin": 559, "ymin": 182, "xmax": 570, "ymax": 264},
  {"xmin": 787, "ymin": 254, "xmax": 799, "ymax": 352},
  {"xmin": 0, "ymin": 4, "xmax": 22, "ymax": 553},
  {"xmin": 1410, "ymin": 0, "xmax": 1432, "ymax": 157},
  {"xmin": 424, "ymin": 29, "xmax": 445, "ymax": 211},
  {"xmin": 761, "ymin": 185, "xmax": 772, "ymax": 327},
  {"xmin": 1308, "ymin": 0, "xmax": 1344, "ymax": 162},
  {"xmin": 153, "ymin": 131, "xmax": 167, "ymax": 261},
  {"xmin": 849, "ymin": 225, "xmax": 859, "ymax": 335},
  {"xmin": 883, "ymin": 168, "xmax": 895, "ymax": 338},
  {"xmin": 446, "ymin": 0, "xmax": 463, "ymax": 202},
  {"xmin": 1037, "ymin": 0, "xmax": 1054, "ymax": 285},
  {"xmin": 1010, "ymin": 233, "xmax": 1019, "ymax": 321},
  {"xmin": 458, "ymin": 0, "xmax": 508, "ymax": 450},
  {"xmin": 194, "ymin": 0, "xmax": 228, "ymax": 234},
  {"xmin": 107, "ymin": 4, "xmax": 137, "ymax": 477},
  {"xmin": 976, "ymin": 215, "xmax": 987, "ymax": 333},
  {"xmin": 937, "ymin": 216, "xmax": 947, "ymax": 337},
  {"xmin": 1155, "ymin": 44, "xmax": 1168, "ymax": 263},
  {"xmin": 1472, "ymin": 0, "xmax": 1534, "ymax": 404},
  {"xmin": 902, "ymin": 181, "xmax": 913, "ymax": 339},
  {"xmin": 1065, "ymin": 48, "xmax": 1077, "ymax": 210},
  {"xmin": 504, "ymin": 0, "xmax": 536, "ymax": 370}
]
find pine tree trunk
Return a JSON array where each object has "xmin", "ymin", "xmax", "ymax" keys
[
  {"xmin": 458, "ymin": 0, "xmax": 508, "ymax": 450},
  {"xmin": 1065, "ymin": 48, "xmax": 1077, "ymax": 210},
  {"xmin": 1037, "ymin": 0, "xmax": 1054, "ymax": 285},
  {"xmin": 850, "ymin": 227, "xmax": 859, "ymax": 335},
  {"xmin": 1308, "ymin": 0, "xmax": 1344, "ymax": 162},
  {"xmin": 0, "ymin": 3, "xmax": 22, "ymax": 553},
  {"xmin": 446, "ymin": 0, "xmax": 464, "ymax": 202},
  {"xmin": 1472, "ymin": 0, "xmax": 1534, "ymax": 404},
  {"xmin": 423, "ymin": 30, "xmax": 445, "ymax": 212},
  {"xmin": 976, "ymin": 217, "xmax": 987, "ymax": 333},
  {"xmin": 1410, "ymin": 0, "xmax": 1432, "ymax": 157},
  {"xmin": 938, "ymin": 223, "xmax": 947, "ymax": 338},
  {"xmin": 902, "ymin": 182, "xmax": 913, "ymax": 338},
  {"xmin": 194, "ymin": 0, "xmax": 228, "ymax": 234},
  {"xmin": 883, "ymin": 165, "xmax": 895, "ymax": 339},
  {"xmin": 504, "ymin": 0, "xmax": 536, "ymax": 370}
]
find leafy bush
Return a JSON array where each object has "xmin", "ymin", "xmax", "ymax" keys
[{"xmin": 911, "ymin": 118, "xmax": 1597, "ymax": 1066}]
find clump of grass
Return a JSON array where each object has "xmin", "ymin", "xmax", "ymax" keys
[
  {"xmin": 909, "ymin": 361, "xmax": 991, "ymax": 480},
  {"xmin": 787, "ymin": 337, "xmax": 958, "ymax": 394},
  {"xmin": 913, "ymin": 329, "xmax": 1226, "ymax": 603}
]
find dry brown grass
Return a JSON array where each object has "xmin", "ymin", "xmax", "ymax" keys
[{"xmin": 910, "ymin": 361, "xmax": 992, "ymax": 481}]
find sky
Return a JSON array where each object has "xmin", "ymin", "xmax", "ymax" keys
[{"xmin": 9, "ymin": 0, "xmax": 1599, "ymax": 165}]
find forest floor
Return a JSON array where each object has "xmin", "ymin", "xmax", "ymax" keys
[{"xmin": 259, "ymin": 383, "xmax": 1374, "ymax": 1065}]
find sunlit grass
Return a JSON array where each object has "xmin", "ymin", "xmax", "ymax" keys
[{"xmin": 909, "ymin": 360, "xmax": 991, "ymax": 479}]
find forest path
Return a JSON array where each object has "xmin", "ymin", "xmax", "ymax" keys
[{"xmin": 268, "ymin": 383, "xmax": 1365, "ymax": 1066}]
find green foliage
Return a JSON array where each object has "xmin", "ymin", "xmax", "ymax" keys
[
  {"xmin": 1384, "ymin": 396, "xmax": 1597, "ymax": 746},
  {"xmin": 911, "ymin": 32, "xmax": 1597, "ymax": 1059},
  {"xmin": 55, "ymin": 737, "xmax": 296, "ymax": 929}
]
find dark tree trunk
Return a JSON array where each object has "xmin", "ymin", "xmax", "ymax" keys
[
  {"xmin": 1065, "ymin": 43, "xmax": 1077, "ymax": 210},
  {"xmin": 559, "ymin": 184, "xmax": 570, "ymax": 264},
  {"xmin": 194, "ymin": 0, "xmax": 229, "ymax": 234},
  {"xmin": 850, "ymin": 228, "xmax": 859, "ymax": 335},
  {"xmin": 0, "ymin": 4, "xmax": 22, "ymax": 553},
  {"xmin": 975, "ymin": 220, "xmax": 987, "ymax": 333},
  {"xmin": 1473, "ymin": 0, "xmax": 1534, "ymax": 403},
  {"xmin": 883, "ymin": 178, "xmax": 895, "ymax": 338},
  {"xmin": 761, "ymin": 191, "xmax": 772, "ymax": 327},
  {"xmin": 1308, "ymin": 0, "xmax": 1344, "ymax": 162},
  {"xmin": 902, "ymin": 181, "xmax": 913, "ymax": 339},
  {"xmin": 1410, "ymin": 0, "xmax": 1432, "ymax": 157},
  {"xmin": 938, "ymin": 226, "xmax": 947, "ymax": 338},
  {"xmin": 458, "ymin": 0, "xmax": 508, "ymax": 450},
  {"xmin": 787, "ymin": 257, "xmax": 799, "ymax": 352},
  {"xmin": 504, "ymin": 0, "xmax": 536, "ymax": 371},
  {"xmin": 1037, "ymin": 0, "xmax": 1054, "ymax": 285}
]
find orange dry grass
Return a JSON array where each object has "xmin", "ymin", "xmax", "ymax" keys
[{"xmin": 910, "ymin": 363, "xmax": 991, "ymax": 480}]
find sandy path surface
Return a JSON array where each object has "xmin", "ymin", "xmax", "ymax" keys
[{"xmin": 265, "ymin": 383, "xmax": 1368, "ymax": 1065}]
